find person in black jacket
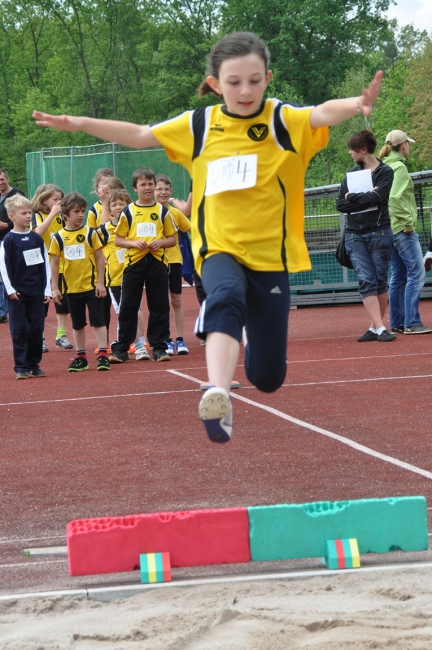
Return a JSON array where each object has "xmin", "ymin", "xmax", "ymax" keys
[
  {"xmin": 336, "ymin": 130, "xmax": 395, "ymax": 342},
  {"xmin": 0, "ymin": 170, "xmax": 25, "ymax": 323}
]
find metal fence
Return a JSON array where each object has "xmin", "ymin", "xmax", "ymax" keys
[
  {"xmin": 26, "ymin": 144, "xmax": 191, "ymax": 212},
  {"xmin": 290, "ymin": 170, "xmax": 432, "ymax": 306}
]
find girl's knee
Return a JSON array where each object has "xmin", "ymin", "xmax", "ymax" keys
[{"xmin": 245, "ymin": 360, "xmax": 286, "ymax": 393}]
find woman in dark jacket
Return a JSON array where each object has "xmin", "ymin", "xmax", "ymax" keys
[{"xmin": 336, "ymin": 130, "xmax": 395, "ymax": 342}]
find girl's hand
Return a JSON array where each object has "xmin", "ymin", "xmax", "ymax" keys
[
  {"xmin": 32, "ymin": 111, "xmax": 82, "ymax": 132},
  {"xmin": 148, "ymin": 239, "xmax": 162, "ymax": 251},
  {"xmin": 357, "ymin": 71, "xmax": 383, "ymax": 117},
  {"xmin": 49, "ymin": 200, "xmax": 62, "ymax": 218},
  {"xmin": 44, "ymin": 295, "xmax": 51, "ymax": 304},
  {"xmin": 9, "ymin": 292, "xmax": 19, "ymax": 301}
]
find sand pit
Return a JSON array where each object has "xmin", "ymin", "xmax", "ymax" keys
[{"xmin": 1, "ymin": 566, "xmax": 432, "ymax": 649}]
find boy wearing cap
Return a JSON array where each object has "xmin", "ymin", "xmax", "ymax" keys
[{"xmin": 380, "ymin": 130, "xmax": 432, "ymax": 335}]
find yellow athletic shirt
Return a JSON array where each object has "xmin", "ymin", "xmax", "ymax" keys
[
  {"xmin": 114, "ymin": 202, "xmax": 176, "ymax": 267},
  {"xmin": 96, "ymin": 221, "xmax": 125, "ymax": 287},
  {"xmin": 49, "ymin": 226, "xmax": 103, "ymax": 293},
  {"xmin": 32, "ymin": 210, "xmax": 65, "ymax": 273},
  {"xmin": 151, "ymin": 99, "xmax": 328, "ymax": 275},
  {"xmin": 87, "ymin": 201, "xmax": 103, "ymax": 228},
  {"xmin": 165, "ymin": 206, "xmax": 191, "ymax": 265}
]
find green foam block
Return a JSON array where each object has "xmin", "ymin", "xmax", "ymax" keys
[{"xmin": 248, "ymin": 497, "xmax": 428, "ymax": 562}]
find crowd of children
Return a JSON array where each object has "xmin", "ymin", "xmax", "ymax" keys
[{"xmin": 0, "ymin": 165, "xmax": 192, "ymax": 379}]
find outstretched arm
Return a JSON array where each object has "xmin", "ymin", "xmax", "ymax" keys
[
  {"xmin": 32, "ymin": 113, "xmax": 160, "ymax": 149},
  {"xmin": 310, "ymin": 71, "xmax": 383, "ymax": 128}
]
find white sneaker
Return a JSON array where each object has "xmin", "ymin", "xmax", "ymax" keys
[
  {"xmin": 56, "ymin": 334, "xmax": 74, "ymax": 349},
  {"xmin": 135, "ymin": 347, "xmax": 150, "ymax": 360},
  {"xmin": 175, "ymin": 340, "xmax": 189, "ymax": 355},
  {"xmin": 198, "ymin": 387, "xmax": 232, "ymax": 443},
  {"xmin": 165, "ymin": 340, "xmax": 175, "ymax": 356},
  {"xmin": 424, "ymin": 251, "xmax": 432, "ymax": 272}
]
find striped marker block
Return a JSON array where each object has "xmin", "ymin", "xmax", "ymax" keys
[
  {"xmin": 323, "ymin": 539, "xmax": 360, "ymax": 570},
  {"xmin": 140, "ymin": 552, "xmax": 171, "ymax": 583}
]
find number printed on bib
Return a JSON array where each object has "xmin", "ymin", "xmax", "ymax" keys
[
  {"xmin": 136, "ymin": 222, "xmax": 157, "ymax": 238},
  {"xmin": 205, "ymin": 154, "xmax": 257, "ymax": 196},
  {"xmin": 115, "ymin": 248, "xmax": 126, "ymax": 264},
  {"xmin": 23, "ymin": 248, "xmax": 44, "ymax": 266},
  {"xmin": 64, "ymin": 244, "xmax": 85, "ymax": 260}
]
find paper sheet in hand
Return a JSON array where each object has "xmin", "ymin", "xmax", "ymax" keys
[
  {"xmin": 346, "ymin": 169, "xmax": 373, "ymax": 193},
  {"xmin": 346, "ymin": 169, "xmax": 376, "ymax": 213}
]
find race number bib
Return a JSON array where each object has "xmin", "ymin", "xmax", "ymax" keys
[
  {"xmin": 136, "ymin": 222, "xmax": 157, "ymax": 238},
  {"xmin": 64, "ymin": 244, "xmax": 85, "ymax": 260},
  {"xmin": 115, "ymin": 248, "xmax": 126, "ymax": 264},
  {"xmin": 205, "ymin": 154, "xmax": 257, "ymax": 196},
  {"xmin": 23, "ymin": 248, "xmax": 44, "ymax": 266}
]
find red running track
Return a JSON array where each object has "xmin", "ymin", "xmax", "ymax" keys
[{"xmin": 1, "ymin": 289, "xmax": 432, "ymax": 594}]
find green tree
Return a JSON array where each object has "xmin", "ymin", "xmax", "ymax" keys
[
  {"xmin": 405, "ymin": 38, "xmax": 432, "ymax": 170},
  {"xmin": 222, "ymin": 0, "xmax": 393, "ymax": 104}
]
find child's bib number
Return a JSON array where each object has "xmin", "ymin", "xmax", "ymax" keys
[
  {"xmin": 64, "ymin": 244, "xmax": 85, "ymax": 260},
  {"xmin": 23, "ymin": 248, "xmax": 44, "ymax": 266},
  {"xmin": 136, "ymin": 222, "xmax": 157, "ymax": 238},
  {"xmin": 205, "ymin": 154, "xmax": 257, "ymax": 196},
  {"xmin": 116, "ymin": 248, "xmax": 126, "ymax": 264}
]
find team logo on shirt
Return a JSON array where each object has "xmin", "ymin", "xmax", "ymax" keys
[
  {"xmin": 210, "ymin": 123, "xmax": 224, "ymax": 132},
  {"xmin": 150, "ymin": 213, "xmax": 159, "ymax": 221},
  {"xmin": 247, "ymin": 124, "xmax": 269, "ymax": 141},
  {"xmin": 76, "ymin": 234, "xmax": 85, "ymax": 243},
  {"xmin": 56, "ymin": 216, "xmax": 62, "ymax": 224}
]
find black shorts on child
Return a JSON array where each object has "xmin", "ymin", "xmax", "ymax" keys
[
  {"xmin": 67, "ymin": 290, "xmax": 105, "ymax": 330},
  {"xmin": 168, "ymin": 263, "xmax": 182, "ymax": 294}
]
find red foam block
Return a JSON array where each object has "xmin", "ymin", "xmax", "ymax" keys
[{"xmin": 67, "ymin": 508, "xmax": 251, "ymax": 576}]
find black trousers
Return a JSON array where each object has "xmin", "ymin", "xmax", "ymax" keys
[
  {"xmin": 197, "ymin": 253, "xmax": 290, "ymax": 393},
  {"xmin": 112, "ymin": 254, "xmax": 169, "ymax": 352},
  {"xmin": 8, "ymin": 293, "xmax": 45, "ymax": 372}
]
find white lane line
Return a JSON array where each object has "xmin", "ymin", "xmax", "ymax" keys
[
  {"xmin": 0, "ymin": 559, "xmax": 65, "ymax": 569},
  {"xmin": 0, "ymin": 388, "xmax": 199, "ymax": 408},
  {"xmin": 3, "ymin": 561, "xmax": 432, "ymax": 602},
  {"xmin": 283, "ymin": 373, "xmax": 432, "ymax": 388},
  {"xmin": 0, "ymin": 535, "xmax": 65, "ymax": 545},
  {"xmin": 290, "ymin": 352, "xmax": 432, "ymax": 364},
  {"xmin": 169, "ymin": 370, "xmax": 432, "ymax": 482}
]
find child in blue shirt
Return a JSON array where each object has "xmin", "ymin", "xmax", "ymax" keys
[{"xmin": 0, "ymin": 195, "xmax": 51, "ymax": 378}]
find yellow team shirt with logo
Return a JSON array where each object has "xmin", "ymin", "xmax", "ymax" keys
[
  {"xmin": 96, "ymin": 221, "xmax": 125, "ymax": 287},
  {"xmin": 86, "ymin": 201, "xmax": 103, "ymax": 228},
  {"xmin": 151, "ymin": 99, "xmax": 328, "ymax": 275},
  {"xmin": 48, "ymin": 226, "xmax": 103, "ymax": 293},
  {"xmin": 165, "ymin": 206, "xmax": 191, "ymax": 265},
  {"xmin": 114, "ymin": 202, "xmax": 176, "ymax": 267}
]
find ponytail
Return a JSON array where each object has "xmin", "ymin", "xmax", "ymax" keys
[{"xmin": 379, "ymin": 142, "xmax": 403, "ymax": 160}]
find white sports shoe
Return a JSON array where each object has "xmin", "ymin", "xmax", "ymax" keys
[
  {"xmin": 135, "ymin": 347, "xmax": 150, "ymax": 360},
  {"xmin": 198, "ymin": 387, "xmax": 232, "ymax": 443},
  {"xmin": 424, "ymin": 251, "xmax": 432, "ymax": 272},
  {"xmin": 175, "ymin": 340, "xmax": 189, "ymax": 355}
]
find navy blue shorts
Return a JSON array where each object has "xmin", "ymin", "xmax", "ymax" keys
[{"xmin": 195, "ymin": 253, "xmax": 290, "ymax": 393}]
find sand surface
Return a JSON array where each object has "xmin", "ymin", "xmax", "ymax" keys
[{"xmin": 1, "ymin": 567, "xmax": 432, "ymax": 649}]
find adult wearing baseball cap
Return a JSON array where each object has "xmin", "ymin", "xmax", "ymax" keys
[{"xmin": 379, "ymin": 130, "xmax": 432, "ymax": 335}]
